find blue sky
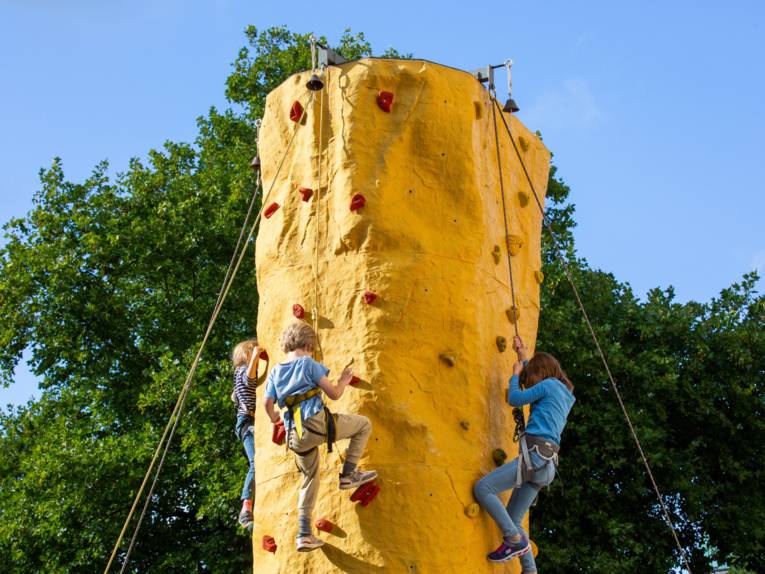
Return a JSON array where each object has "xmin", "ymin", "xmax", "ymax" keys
[{"xmin": 1, "ymin": 0, "xmax": 763, "ymax": 406}]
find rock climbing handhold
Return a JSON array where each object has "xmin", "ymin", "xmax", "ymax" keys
[
  {"xmin": 460, "ymin": 420, "xmax": 470, "ymax": 430},
  {"xmin": 264, "ymin": 202, "xmax": 280, "ymax": 219},
  {"xmin": 350, "ymin": 480, "xmax": 380, "ymax": 507},
  {"xmin": 439, "ymin": 353, "xmax": 456, "ymax": 367},
  {"xmin": 350, "ymin": 375, "xmax": 361, "ymax": 386},
  {"xmin": 376, "ymin": 90, "xmax": 394, "ymax": 113},
  {"xmin": 299, "ymin": 187, "xmax": 313, "ymax": 202},
  {"xmin": 259, "ymin": 349, "xmax": 269, "ymax": 361},
  {"xmin": 534, "ymin": 270, "xmax": 545, "ymax": 284},
  {"xmin": 518, "ymin": 135, "xmax": 529, "ymax": 152},
  {"xmin": 492, "ymin": 448, "xmax": 507, "ymax": 467},
  {"xmin": 315, "ymin": 518, "xmax": 334, "ymax": 533},
  {"xmin": 507, "ymin": 235, "xmax": 523, "ymax": 256},
  {"xmin": 289, "ymin": 100, "xmax": 304, "ymax": 123},
  {"xmin": 505, "ymin": 306, "xmax": 520, "ymax": 324},
  {"xmin": 492, "ymin": 245, "xmax": 501, "ymax": 264},
  {"xmin": 496, "ymin": 336, "xmax": 507, "ymax": 352},
  {"xmin": 272, "ymin": 420, "xmax": 286, "ymax": 445},
  {"xmin": 262, "ymin": 535, "xmax": 277, "ymax": 553},
  {"xmin": 350, "ymin": 194, "xmax": 366, "ymax": 212},
  {"xmin": 464, "ymin": 503, "xmax": 480, "ymax": 518},
  {"xmin": 517, "ymin": 191, "xmax": 529, "ymax": 208},
  {"xmin": 363, "ymin": 291, "xmax": 378, "ymax": 304},
  {"xmin": 292, "ymin": 304, "xmax": 305, "ymax": 319}
]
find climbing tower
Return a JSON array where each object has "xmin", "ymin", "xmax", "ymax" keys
[{"xmin": 252, "ymin": 58, "xmax": 550, "ymax": 573}]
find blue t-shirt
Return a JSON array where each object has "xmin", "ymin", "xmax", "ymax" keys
[
  {"xmin": 264, "ymin": 356, "xmax": 329, "ymax": 431},
  {"xmin": 508, "ymin": 375, "xmax": 575, "ymax": 445}
]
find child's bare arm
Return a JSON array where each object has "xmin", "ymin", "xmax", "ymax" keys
[
  {"xmin": 263, "ymin": 396, "xmax": 281, "ymax": 424},
  {"xmin": 246, "ymin": 346, "xmax": 261, "ymax": 381},
  {"xmin": 318, "ymin": 366, "xmax": 354, "ymax": 400}
]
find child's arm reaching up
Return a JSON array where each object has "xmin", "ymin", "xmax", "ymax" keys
[
  {"xmin": 245, "ymin": 345, "xmax": 261, "ymax": 381},
  {"xmin": 318, "ymin": 364, "xmax": 354, "ymax": 400}
]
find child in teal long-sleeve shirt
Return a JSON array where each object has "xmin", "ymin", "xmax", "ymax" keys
[{"xmin": 473, "ymin": 336, "xmax": 575, "ymax": 573}]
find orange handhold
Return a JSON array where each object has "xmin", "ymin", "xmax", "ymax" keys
[
  {"xmin": 350, "ymin": 194, "xmax": 366, "ymax": 211},
  {"xmin": 299, "ymin": 187, "xmax": 313, "ymax": 202},
  {"xmin": 350, "ymin": 480, "xmax": 380, "ymax": 507},
  {"xmin": 272, "ymin": 420, "xmax": 286, "ymax": 445},
  {"xmin": 376, "ymin": 90, "xmax": 394, "ymax": 112},
  {"xmin": 315, "ymin": 518, "xmax": 334, "ymax": 533},
  {"xmin": 259, "ymin": 350, "xmax": 269, "ymax": 361},
  {"xmin": 264, "ymin": 203, "xmax": 280, "ymax": 219},
  {"xmin": 363, "ymin": 291, "xmax": 378, "ymax": 304},
  {"xmin": 262, "ymin": 535, "xmax": 277, "ymax": 553},
  {"xmin": 292, "ymin": 304, "xmax": 305, "ymax": 319},
  {"xmin": 289, "ymin": 100, "xmax": 304, "ymax": 123}
]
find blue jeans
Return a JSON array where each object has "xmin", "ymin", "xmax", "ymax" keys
[
  {"xmin": 235, "ymin": 415, "xmax": 255, "ymax": 501},
  {"xmin": 474, "ymin": 451, "xmax": 556, "ymax": 572}
]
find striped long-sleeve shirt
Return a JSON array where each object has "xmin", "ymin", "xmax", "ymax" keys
[{"xmin": 233, "ymin": 364, "xmax": 258, "ymax": 416}]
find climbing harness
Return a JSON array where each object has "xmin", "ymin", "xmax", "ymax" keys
[
  {"xmin": 288, "ymin": 405, "xmax": 338, "ymax": 455},
  {"xmin": 104, "ymin": 93, "xmax": 312, "ymax": 574},
  {"xmin": 515, "ymin": 433, "xmax": 560, "ymax": 488},
  {"xmin": 488, "ymin": 95, "xmax": 694, "ymax": 574},
  {"xmin": 284, "ymin": 387, "xmax": 322, "ymax": 440}
]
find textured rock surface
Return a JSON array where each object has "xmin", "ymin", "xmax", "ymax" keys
[{"xmin": 252, "ymin": 58, "xmax": 550, "ymax": 574}]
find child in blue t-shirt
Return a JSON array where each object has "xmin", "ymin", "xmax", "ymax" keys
[
  {"xmin": 263, "ymin": 322, "xmax": 377, "ymax": 552},
  {"xmin": 473, "ymin": 335, "xmax": 575, "ymax": 573}
]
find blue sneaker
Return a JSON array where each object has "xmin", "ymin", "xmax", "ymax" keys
[{"xmin": 487, "ymin": 536, "xmax": 530, "ymax": 562}]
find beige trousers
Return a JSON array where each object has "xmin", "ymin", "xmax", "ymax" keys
[{"xmin": 288, "ymin": 409, "xmax": 372, "ymax": 518}]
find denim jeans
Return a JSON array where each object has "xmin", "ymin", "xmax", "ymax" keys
[
  {"xmin": 235, "ymin": 414, "xmax": 255, "ymax": 501},
  {"xmin": 474, "ymin": 451, "xmax": 556, "ymax": 572}
]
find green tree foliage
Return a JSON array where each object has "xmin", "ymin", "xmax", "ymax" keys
[{"xmin": 1, "ymin": 24, "xmax": 763, "ymax": 574}]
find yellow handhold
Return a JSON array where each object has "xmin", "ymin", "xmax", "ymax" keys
[
  {"xmin": 464, "ymin": 503, "xmax": 480, "ymax": 518},
  {"xmin": 534, "ymin": 270, "xmax": 545, "ymax": 284},
  {"xmin": 518, "ymin": 135, "xmax": 529, "ymax": 152},
  {"xmin": 491, "ymin": 244, "xmax": 501, "ymax": 264},
  {"xmin": 507, "ymin": 234, "xmax": 523, "ymax": 256},
  {"xmin": 492, "ymin": 448, "xmax": 508, "ymax": 466},
  {"xmin": 496, "ymin": 336, "xmax": 507, "ymax": 352},
  {"xmin": 506, "ymin": 306, "xmax": 521, "ymax": 324},
  {"xmin": 517, "ymin": 191, "xmax": 529, "ymax": 208},
  {"xmin": 460, "ymin": 420, "xmax": 470, "ymax": 430},
  {"xmin": 439, "ymin": 353, "xmax": 456, "ymax": 367}
]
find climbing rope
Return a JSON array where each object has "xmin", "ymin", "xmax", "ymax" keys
[
  {"xmin": 489, "ymin": 96, "xmax": 694, "ymax": 574},
  {"xmin": 312, "ymin": 76, "xmax": 326, "ymax": 352},
  {"xmin": 490, "ymin": 93, "xmax": 520, "ymax": 339},
  {"xmin": 104, "ymin": 96, "xmax": 311, "ymax": 574}
]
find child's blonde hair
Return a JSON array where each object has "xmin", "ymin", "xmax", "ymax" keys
[
  {"xmin": 280, "ymin": 322, "xmax": 317, "ymax": 353},
  {"xmin": 232, "ymin": 339, "xmax": 258, "ymax": 369}
]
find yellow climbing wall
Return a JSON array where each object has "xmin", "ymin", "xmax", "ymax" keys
[{"xmin": 253, "ymin": 58, "xmax": 550, "ymax": 574}]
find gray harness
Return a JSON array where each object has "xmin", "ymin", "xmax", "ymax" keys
[{"xmin": 515, "ymin": 433, "xmax": 560, "ymax": 488}]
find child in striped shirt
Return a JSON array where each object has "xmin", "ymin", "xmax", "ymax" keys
[{"xmin": 231, "ymin": 338, "xmax": 267, "ymax": 528}]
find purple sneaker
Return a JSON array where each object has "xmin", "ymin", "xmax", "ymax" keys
[{"xmin": 487, "ymin": 536, "xmax": 531, "ymax": 562}]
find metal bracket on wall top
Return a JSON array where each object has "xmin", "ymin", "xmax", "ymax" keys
[{"xmin": 318, "ymin": 44, "xmax": 348, "ymax": 67}]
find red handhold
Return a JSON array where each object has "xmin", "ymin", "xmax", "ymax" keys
[
  {"xmin": 299, "ymin": 187, "xmax": 313, "ymax": 202},
  {"xmin": 264, "ymin": 202, "xmax": 280, "ymax": 219},
  {"xmin": 259, "ymin": 350, "xmax": 269, "ymax": 361},
  {"xmin": 377, "ymin": 91, "xmax": 394, "ymax": 113},
  {"xmin": 292, "ymin": 304, "xmax": 305, "ymax": 319},
  {"xmin": 350, "ymin": 375, "xmax": 361, "ymax": 386},
  {"xmin": 262, "ymin": 535, "xmax": 277, "ymax": 553},
  {"xmin": 289, "ymin": 100, "xmax": 304, "ymax": 123},
  {"xmin": 350, "ymin": 194, "xmax": 366, "ymax": 212},
  {"xmin": 363, "ymin": 291, "xmax": 378, "ymax": 304},
  {"xmin": 350, "ymin": 480, "xmax": 380, "ymax": 507},
  {"xmin": 315, "ymin": 518, "xmax": 334, "ymax": 533},
  {"xmin": 272, "ymin": 420, "xmax": 286, "ymax": 445}
]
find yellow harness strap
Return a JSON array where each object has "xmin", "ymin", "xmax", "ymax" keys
[{"xmin": 284, "ymin": 387, "xmax": 322, "ymax": 439}]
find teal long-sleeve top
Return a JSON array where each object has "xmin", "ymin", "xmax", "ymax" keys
[{"xmin": 508, "ymin": 374, "xmax": 575, "ymax": 445}]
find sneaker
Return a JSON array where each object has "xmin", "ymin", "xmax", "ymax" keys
[
  {"xmin": 339, "ymin": 469, "xmax": 378, "ymax": 490},
  {"xmin": 296, "ymin": 535, "xmax": 325, "ymax": 552},
  {"xmin": 487, "ymin": 536, "xmax": 531, "ymax": 562},
  {"xmin": 238, "ymin": 509, "xmax": 253, "ymax": 528}
]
